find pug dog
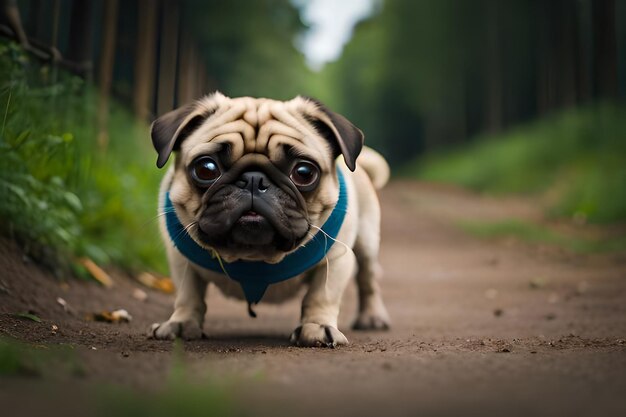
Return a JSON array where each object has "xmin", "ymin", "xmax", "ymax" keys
[{"xmin": 149, "ymin": 92, "xmax": 390, "ymax": 347}]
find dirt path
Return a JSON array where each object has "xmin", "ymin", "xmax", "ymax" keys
[{"xmin": 1, "ymin": 181, "xmax": 625, "ymax": 416}]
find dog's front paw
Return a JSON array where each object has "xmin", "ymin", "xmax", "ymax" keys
[
  {"xmin": 149, "ymin": 319, "xmax": 204, "ymax": 340},
  {"xmin": 289, "ymin": 323, "xmax": 348, "ymax": 348}
]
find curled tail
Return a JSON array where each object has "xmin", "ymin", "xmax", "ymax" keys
[{"xmin": 357, "ymin": 146, "xmax": 390, "ymax": 190}]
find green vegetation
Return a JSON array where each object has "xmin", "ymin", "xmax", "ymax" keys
[
  {"xmin": 96, "ymin": 341, "xmax": 234, "ymax": 417},
  {"xmin": 0, "ymin": 41, "xmax": 165, "ymax": 273},
  {"xmin": 404, "ymin": 105, "xmax": 626, "ymax": 224},
  {"xmin": 459, "ymin": 219, "xmax": 626, "ymax": 254},
  {"xmin": 0, "ymin": 336, "xmax": 41, "ymax": 376},
  {"xmin": 183, "ymin": 0, "xmax": 317, "ymax": 100},
  {"xmin": 98, "ymin": 383, "xmax": 233, "ymax": 417},
  {"xmin": 1, "ymin": 337, "xmax": 234, "ymax": 416},
  {"xmin": 0, "ymin": 337, "xmax": 83, "ymax": 377}
]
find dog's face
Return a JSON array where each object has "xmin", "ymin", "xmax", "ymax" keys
[{"xmin": 151, "ymin": 93, "xmax": 363, "ymax": 263}]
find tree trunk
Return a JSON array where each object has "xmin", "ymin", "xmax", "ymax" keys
[
  {"xmin": 536, "ymin": 0, "xmax": 560, "ymax": 114},
  {"xmin": 557, "ymin": 0, "xmax": 580, "ymax": 107},
  {"xmin": 483, "ymin": 0, "xmax": 503, "ymax": 133},
  {"xmin": 592, "ymin": 0, "xmax": 618, "ymax": 99},
  {"xmin": 156, "ymin": 0, "xmax": 180, "ymax": 116},
  {"xmin": 26, "ymin": 0, "xmax": 44, "ymax": 39},
  {"xmin": 1, "ymin": 0, "xmax": 29, "ymax": 46},
  {"xmin": 576, "ymin": 0, "xmax": 592, "ymax": 104},
  {"xmin": 97, "ymin": 0, "xmax": 119, "ymax": 151},
  {"xmin": 176, "ymin": 30, "xmax": 198, "ymax": 105},
  {"xmin": 133, "ymin": 0, "xmax": 158, "ymax": 121},
  {"xmin": 66, "ymin": 0, "xmax": 95, "ymax": 79}
]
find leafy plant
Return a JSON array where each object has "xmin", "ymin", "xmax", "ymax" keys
[
  {"xmin": 0, "ymin": 42, "xmax": 84, "ymax": 270},
  {"xmin": 0, "ymin": 41, "xmax": 166, "ymax": 274},
  {"xmin": 405, "ymin": 104, "xmax": 626, "ymax": 224}
]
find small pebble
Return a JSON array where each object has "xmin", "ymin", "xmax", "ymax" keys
[{"xmin": 132, "ymin": 288, "xmax": 148, "ymax": 302}]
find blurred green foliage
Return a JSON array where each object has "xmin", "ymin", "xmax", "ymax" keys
[
  {"xmin": 98, "ymin": 382, "xmax": 233, "ymax": 417},
  {"xmin": 0, "ymin": 336, "xmax": 83, "ymax": 377},
  {"xmin": 0, "ymin": 41, "xmax": 165, "ymax": 273},
  {"xmin": 458, "ymin": 219, "xmax": 626, "ymax": 253},
  {"xmin": 320, "ymin": 0, "xmax": 626, "ymax": 169},
  {"xmin": 1, "ymin": 337, "xmax": 234, "ymax": 416},
  {"xmin": 97, "ymin": 342, "xmax": 233, "ymax": 417},
  {"xmin": 404, "ymin": 104, "xmax": 626, "ymax": 223},
  {"xmin": 0, "ymin": 336, "xmax": 40, "ymax": 376},
  {"xmin": 182, "ymin": 0, "xmax": 322, "ymax": 100},
  {"xmin": 0, "ymin": 42, "xmax": 85, "ymax": 269}
]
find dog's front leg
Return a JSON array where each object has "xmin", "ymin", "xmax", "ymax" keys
[
  {"xmin": 150, "ymin": 254, "xmax": 208, "ymax": 340},
  {"xmin": 290, "ymin": 249, "xmax": 356, "ymax": 347}
]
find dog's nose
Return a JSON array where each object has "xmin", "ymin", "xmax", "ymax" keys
[{"xmin": 235, "ymin": 171, "xmax": 270, "ymax": 193}]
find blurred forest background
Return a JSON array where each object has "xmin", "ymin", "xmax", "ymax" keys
[{"xmin": 0, "ymin": 0, "xmax": 625, "ymax": 275}]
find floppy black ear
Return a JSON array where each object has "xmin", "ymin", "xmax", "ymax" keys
[
  {"xmin": 302, "ymin": 98, "xmax": 364, "ymax": 171},
  {"xmin": 150, "ymin": 104, "xmax": 214, "ymax": 168}
]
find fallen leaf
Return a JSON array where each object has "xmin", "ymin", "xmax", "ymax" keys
[
  {"xmin": 78, "ymin": 258, "xmax": 114, "ymax": 287},
  {"xmin": 56, "ymin": 297, "xmax": 76, "ymax": 315},
  {"xmin": 137, "ymin": 272, "xmax": 174, "ymax": 294},
  {"xmin": 89, "ymin": 309, "xmax": 132, "ymax": 323},
  {"xmin": 0, "ymin": 279, "xmax": 10, "ymax": 295},
  {"xmin": 13, "ymin": 312, "xmax": 42, "ymax": 322}
]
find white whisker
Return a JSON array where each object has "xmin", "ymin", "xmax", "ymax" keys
[{"xmin": 308, "ymin": 223, "xmax": 351, "ymax": 253}]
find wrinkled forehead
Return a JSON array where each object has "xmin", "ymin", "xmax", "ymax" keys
[{"xmin": 179, "ymin": 96, "xmax": 332, "ymax": 169}]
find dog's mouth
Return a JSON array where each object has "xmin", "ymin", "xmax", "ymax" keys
[
  {"xmin": 239, "ymin": 210, "xmax": 263, "ymax": 221},
  {"xmin": 194, "ymin": 192, "xmax": 309, "ymax": 259},
  {"xmin": 230, "ymin": 211, "xmax": 276, "ymax": 246}
]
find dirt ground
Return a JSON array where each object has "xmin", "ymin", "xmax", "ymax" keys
[{"xmin": 1, "ymin": 181, "xmax": 625, "ymax": 417}]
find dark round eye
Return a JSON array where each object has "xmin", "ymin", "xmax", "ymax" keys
[
  {"xmin": 290, "ymin": 161, "xmax": 320, "ymax": 190},
  {"xmin": 190, "ymin": 157, "xmax": 221, "ymax": 186}
]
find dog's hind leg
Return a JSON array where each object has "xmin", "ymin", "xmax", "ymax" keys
[{"xmin": 351, "ymin": 175, "xmax": 391, "ymax": 331}]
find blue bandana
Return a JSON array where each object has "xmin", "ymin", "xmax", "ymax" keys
[{"xmin": 164, "ymin": 169, "xmax": 348, "ymax": 305}]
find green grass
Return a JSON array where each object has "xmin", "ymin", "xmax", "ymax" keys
[
  {"xmin": 0, "ymin": 337, "xmax": 84, "ymax": 377},
  {"xmin": 458, "ymin": 219, "xmax": 626, "ymax": 253},
  {"xmin": 1, "ymin": 337, "xmax": 234, "ymax": 416},
  {"xmin": 0, "ymin": 41, "xmax": 166, "ymax": 274},
  {"xmin": 403, "ymin": 104, "xmax": 626, "ymax": 224},
  {"xmin": 95, "ymin": 341, "xmax": 234, "ymax": 417}
]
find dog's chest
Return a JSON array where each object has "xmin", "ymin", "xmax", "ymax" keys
[{"xmin": 194, "ymin": 265, "xmax": 309, "ymax": 304}]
